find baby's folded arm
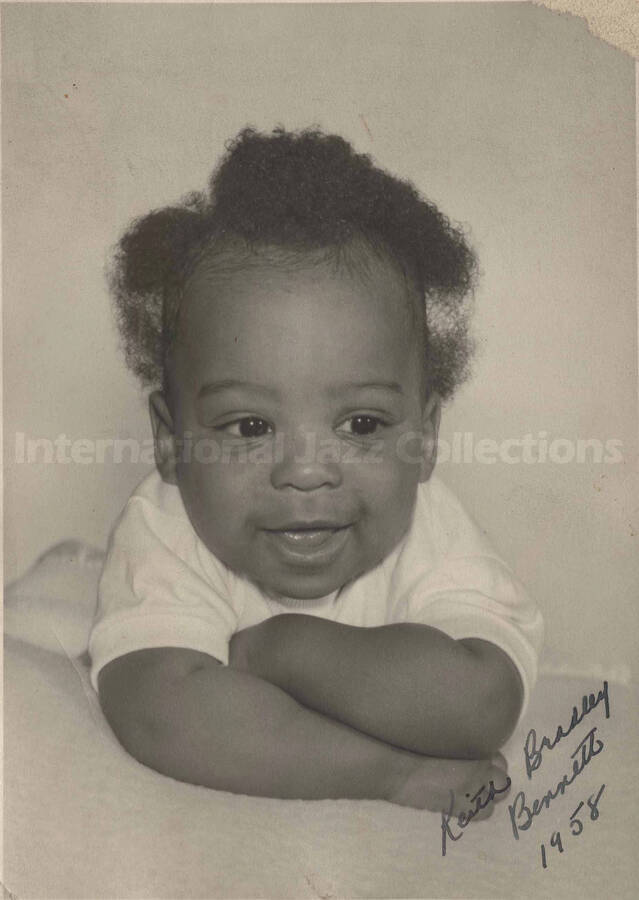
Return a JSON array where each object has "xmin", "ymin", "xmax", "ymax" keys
[
  {"xmin": 97, "ymin": 645, "xmax": 433, "ymax": 803},
  {"xmin": 230, "ymin": 617, "xmax": 523, "ymax": 759}
]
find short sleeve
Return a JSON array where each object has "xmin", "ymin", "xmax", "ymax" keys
[
  {"xmin": 399, "ymin": 556, "xmax": 543, "ymax": 715},
  {"xmin": 390, "ymin": 478, "xmax": 544, "ymax": 717},
  {"xmin": 89, "ymin": 474, "xmax": 239, "ymax": 691}
]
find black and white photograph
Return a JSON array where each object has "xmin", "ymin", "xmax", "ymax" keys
[{"xmin": 3, "ymin": 2, "xmax": 638, "ymax": 897}]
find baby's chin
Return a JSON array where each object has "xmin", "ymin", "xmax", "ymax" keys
[
  {"xmin": 256, "ymin": 571, "xmax": 348, "ymax": 604},
  {"xmin": 244, "ymin": 545, "xmax": 392, "ymax": 604},
  {"xmin": 252, "ymin": 568, "xmax": 359, "ymax": 605}
]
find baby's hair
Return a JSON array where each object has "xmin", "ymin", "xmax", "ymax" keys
[{"xmin": 109, "ymin": 126, "xmax": 477, "ymax": 398}]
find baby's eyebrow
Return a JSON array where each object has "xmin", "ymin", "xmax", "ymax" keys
[
  {"xmin": 196, "ymin": 380, "xmax": 405, "ymax": 401},
  {"xmin": 197, "ymin": 379, "xmax": 279, "ymax": 399},
  {"xmin": 328, "ymin": 381, "xmax": 405, "ymax": 396}
]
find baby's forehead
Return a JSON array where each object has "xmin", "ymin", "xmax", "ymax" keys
[
  {"xmin": 170, "ymin": 241, "xmax": 425, "ymax": 394},
  {"xmin": 181, "ymin": 247, "xmax": 420, "ymax": 356}
]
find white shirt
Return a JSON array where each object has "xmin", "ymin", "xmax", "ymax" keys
[{"xmin": 89, "ymin": 471, "xmax": 543, "ymax": 712}]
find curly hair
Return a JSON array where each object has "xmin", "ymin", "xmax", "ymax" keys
[{"xmin": 109, "ymin": 126, "xmax": 477, "ymax": 398}]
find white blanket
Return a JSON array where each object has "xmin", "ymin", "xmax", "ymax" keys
[{"xmin": 4, "ymin": 543, "xmax": 637, "ymax": 898}]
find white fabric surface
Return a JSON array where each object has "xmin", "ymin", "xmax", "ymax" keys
[
  {"xmin": 4, "ymin": 539, "xmax": 635, "ymax": 897},
  {"xmin": 90, "ymin": 471, "xmax": 543, "ymax": 709},
  {"xmin": 5, "ymin": 634, "xmax": 637, "ymax": 899},
  {"xmin": 4, "ymin": 540, "xmax": 104, "ymax": 657}
]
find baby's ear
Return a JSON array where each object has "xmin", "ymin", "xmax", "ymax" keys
[
  {"xmin": 149, "ymin": 391, "xmax": 179, "ymax": 484},
  {"xmin": 419, "ymin": 392, "xmax": 441, "ymax": 483}
]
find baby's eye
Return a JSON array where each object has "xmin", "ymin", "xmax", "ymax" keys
[
  {"xmin": 337, "ymin": 415, "xmax": 386, "ymax": 437},
  {"xmin": 220, "ymin": 417, "xmax": 273, "ymax": 438}
]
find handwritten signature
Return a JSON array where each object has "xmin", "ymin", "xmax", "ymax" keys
[
  {"xmin": 439, "ymin": 680, "xmax": 611, "ymax": 857},
  {"xmin": 523, "ymin": 681, "xmax": 609, "ymax": 779},
  {"xmin": 440, "ymin": 777, "xmax": 512, "ymax": 857},
  {"xmin": 508, "ymin": 725, "xmax": 604, "ymax": 840}
]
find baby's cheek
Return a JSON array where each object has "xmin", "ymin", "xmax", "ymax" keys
[
  {"xmin": 356, "ymin": 468, "xmax": 416, "ymax": 543},
  {"xmin": 359, "ymin": 447, "xmax": 418, "ymax": 499}
]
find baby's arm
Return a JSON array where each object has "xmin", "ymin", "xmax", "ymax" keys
[
  {"xmin": 98, "ymin": 646, "xmax": 506, "ymax": 811},
  {"xmin": 230, "ymin": 617, "xmax": 523, "ymax": 758}
]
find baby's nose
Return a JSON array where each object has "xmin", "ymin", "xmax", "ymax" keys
[{"xmin": 270, "ymin": 429, "xmax": 342, "ymax": 491}]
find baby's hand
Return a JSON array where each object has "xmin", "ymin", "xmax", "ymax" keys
[{"xmin": 390, "ymin": 752, "xmax": 510, "ymax": 818}]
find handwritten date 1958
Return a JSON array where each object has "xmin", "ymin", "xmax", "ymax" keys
[{"xmin": 540, "ymin": 784, "xmax": 605, "ymax": 869}]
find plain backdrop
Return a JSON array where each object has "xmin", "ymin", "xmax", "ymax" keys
[{"xmin": 3, "ymin": 2, "xmax": 637, "ymax": 675}]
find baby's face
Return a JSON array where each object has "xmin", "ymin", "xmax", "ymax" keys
[{"xmin": 156, "ymin": 248, "xmax": 438, "ymax": 600}]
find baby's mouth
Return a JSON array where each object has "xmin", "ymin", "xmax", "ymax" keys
[
  {"xmin": 274, "ymin": 527, "xmax": 342, "ymax": 549},
  {"xmin": 262, "ymin": 523, "xmax": 352, "ymax": 560}
]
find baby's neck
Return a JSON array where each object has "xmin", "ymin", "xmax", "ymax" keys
[{"xmin": 265, "ymin": 589, "xmax": 339, "ymax": 610}]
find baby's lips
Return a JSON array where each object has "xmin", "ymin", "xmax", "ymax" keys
[{"xmin": 263, "ymin": 514, "xmax": 353, "ymax": 531}]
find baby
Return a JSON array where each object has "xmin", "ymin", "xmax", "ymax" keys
[{"xmin": 90, "ymin": 127, "xmax": 543, "ymax": 814}]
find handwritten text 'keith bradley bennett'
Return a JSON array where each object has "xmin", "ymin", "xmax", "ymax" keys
[
  {"xmin": 439, "ymin": 680, "xmax": 611, "ymax": 858},
  {"xmin": 508, "ymin": 681, "xmax": 610, "ymax": 842}
]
